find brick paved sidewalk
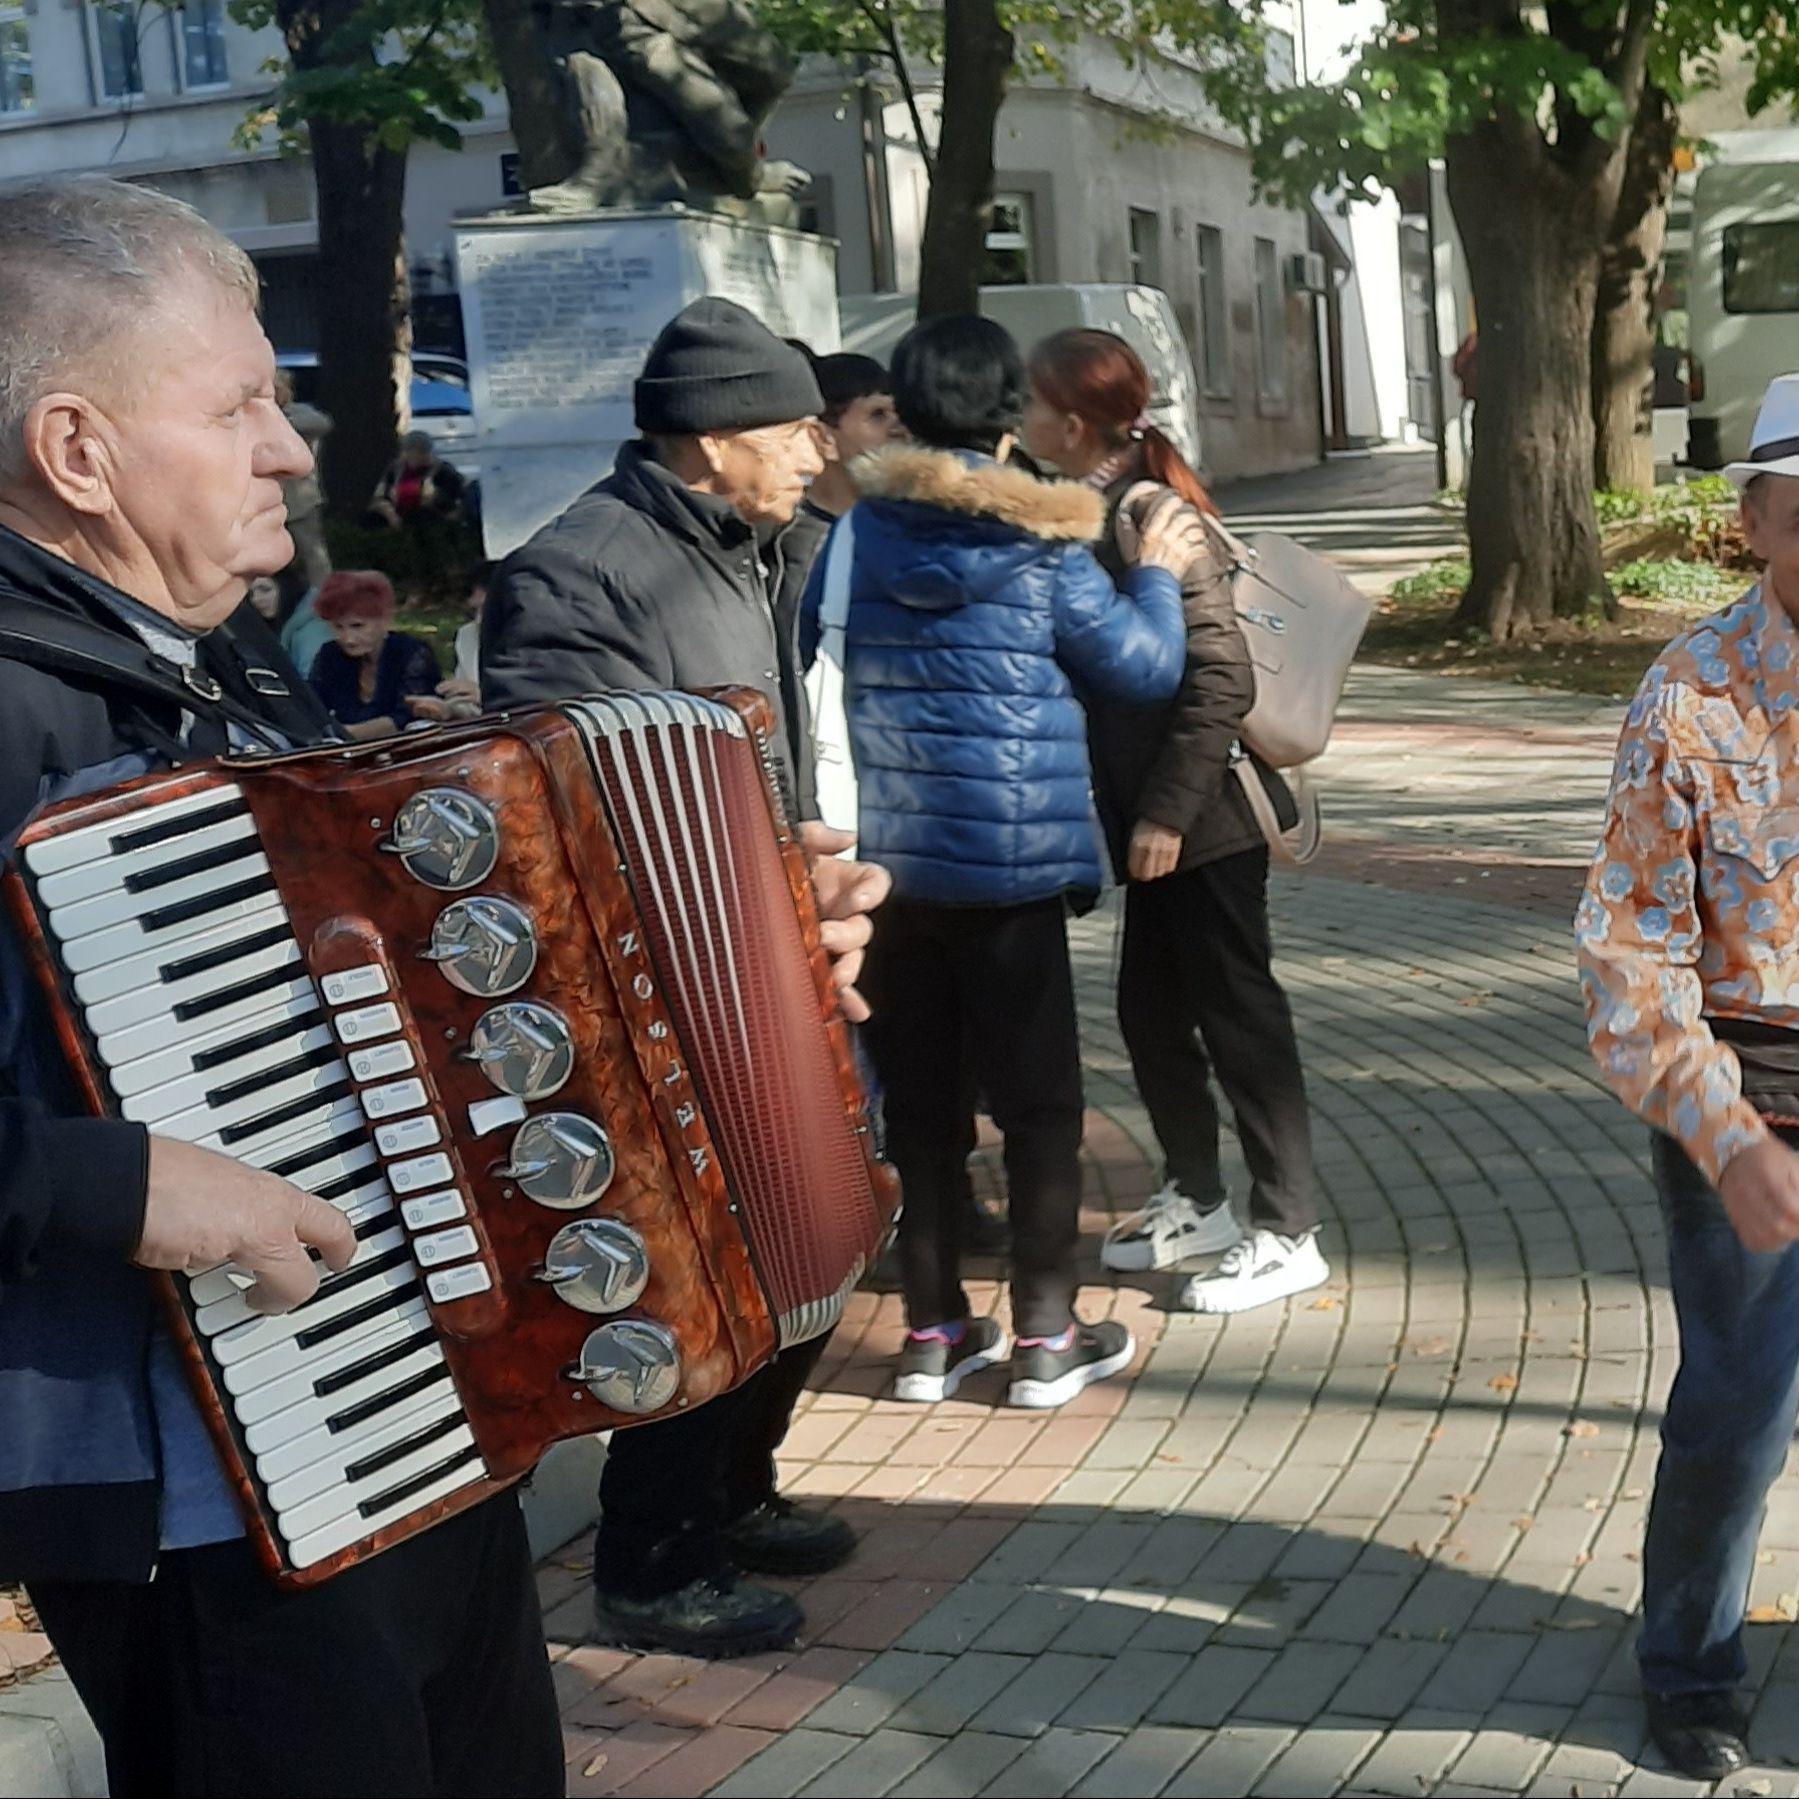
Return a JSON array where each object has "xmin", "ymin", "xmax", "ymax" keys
[{"xmin": 539, "ymin": 660, "xmax": 1799, "ymax": 1799}]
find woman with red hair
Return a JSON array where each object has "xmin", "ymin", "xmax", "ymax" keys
[
  {"xmin": 307, "ymin": 569, "xmax": 442, "ymax": 741},
  {"xmin": 1022, "ymin": 328, "xmax": 1327, "ymax": 1316}
]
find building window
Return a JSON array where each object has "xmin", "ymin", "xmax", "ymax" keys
[
  {"xmin": 1722, "ymin": 221, "xmax": 1799, "ymax": 316},
  {"xmin": 982, "ymin": 194, "xmax": 1035, "ymax": 285},
  {"xmin": 1128, "ymin": 208, "xmax": 1161, "ymax": 290},
  {"xmin": 1254, "ymin": 235, "xmax": 1288, "ymax": 405},
  {"xmin": 0, "ymin": 3, "xmax": 32, "ymax": 114},
  {"xmin": 1194, "ymin": 223, "xmax": 1230, "ymax": 395},
  {"xmin": 90, "ymin": 1, "xmax": 144, "ymax": 100},
  {"xmin": 179, "ymin": 0, "xmax": 229, "ymax": 88}
]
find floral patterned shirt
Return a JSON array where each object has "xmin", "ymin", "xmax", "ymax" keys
[{"xmin": 1577, "ymin": 583, "xmax": 1799, "ymax": 1186}]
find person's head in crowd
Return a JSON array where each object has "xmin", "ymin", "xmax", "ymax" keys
[
  {"xmin": 246, "ymin": 575, "xmax": 281, "ymax": 622},
  {"xmin": 636, "ymin": 298, "xmax": 825, "ymax": 528},
  {"xmin": 0, "ymin": 176, "xmax": 312, "ymax": 632},
  {"xmin": 1730, "ymin": 373, "xmax": 1799, "ymax": 613},
  {"xmin": 889, "ymin": 315, "xmax": 1025, "ymax": 457},
  {"xmin": 399, "ymin": 429, "xmax": 437, "ymax": 472},
  {"xmin": 314, "ymin": 568, "xmax": 397, "ymax": 665},
  {"xmin": 1023, "ymin": 328, "xmax": 1216, "ymax": 515},
  {"xmin": 809, "ymin": 353, "xmax": 904, "ymax": 514},
  {"xmin": 273, "ymin": 368, "xmax": 296, "ymax": 410}
]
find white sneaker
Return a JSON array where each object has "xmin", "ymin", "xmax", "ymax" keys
[
  {"xmin": 1179, "ymin": 1230, "xmax": 1330, "ymax": 1314},
  {"xmin": 1100, "ymin": 1183, "xmax": 1244, "ymax": 1272}
]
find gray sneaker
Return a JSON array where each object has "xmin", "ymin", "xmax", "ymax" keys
[{"xmin": 591, "ymin": 1573, "xmax": 803, "ymax": 1658}]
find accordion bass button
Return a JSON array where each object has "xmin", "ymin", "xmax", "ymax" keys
[
  {"xmin": 423, "ymin": 897, "xmax": 537, "ymax": 997},
  {"xmin": 465, "ymin": 1001, "xmax": 575, "ymax": 1100},
  {"xmin": 573, "ymin": 1320, "xmax": 682, "ymax": 1414},
  {"xmin": 496, "ymin": 1112, "xmax": 615, "ymax": 1209},
  {"xmin": 382, "ymin": 789, "xmax": 500, "ymax": 891},
  {"xmin": 539, "ymin": 1219, "xmax": 650, "ymax": 1313}
]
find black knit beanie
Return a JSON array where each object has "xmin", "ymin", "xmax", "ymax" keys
[{"xmin": 634, "ymin": 297, "xmax": 825, "ymax": 435}]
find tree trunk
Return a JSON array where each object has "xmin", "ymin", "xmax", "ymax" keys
[
  {"xmin": 309, "ymin": 121, "xmax": 411, "ymax": 516},
  {"xmin": 915, "ymin": 0, "xmax": 1012, "ymax": 317},
  {"xmin": 1446, "ymin": 122, "xmax": 1615, "ymax": 642},
  {"xmin": 1592, "ymin": 82, "xmax": 1676, "ymax": 497},
  {"xmin": 480, "ymin": 0, "xmax": 583, "ymax": 192}
]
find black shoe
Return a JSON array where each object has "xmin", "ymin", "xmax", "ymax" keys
[
  {"xmin": 893, "ymin": 1316, "xmax": 1010, "ymax": 1402},
  {"xmin": 1008, "ymin": 1319, "xmax": 1135, "ymax": 1409},
  {"xmin": 591, "ymin": 1573, "xmax": 802, "ymax": 1658},
  {"xmin": 1645, "ymin": 1691, "xmax": 1750, "ymax": 1782},
  {"xmin": 724, "ymin": 1497, "xmax": 857, "ymax": 1577}
]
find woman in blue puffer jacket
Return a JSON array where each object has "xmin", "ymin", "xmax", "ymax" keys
[{"xmin": 799, "ymin": 314, "xmax": 1200, "ymax": 1414}]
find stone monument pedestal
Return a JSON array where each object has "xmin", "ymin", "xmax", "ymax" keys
[{"xmin": 453, "ymin": 207, "xmax": 840, "ymax": 557}]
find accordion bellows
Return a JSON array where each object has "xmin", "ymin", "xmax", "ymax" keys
[{"xmin": 4, "ymin": 689, "xmax": 897, "ymax": 1586}]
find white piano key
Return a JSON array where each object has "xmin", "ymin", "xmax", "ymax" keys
[
  {"xmin": 334, "ymin": 1002, "xmax": 401, "ymax": 1045},
  {"xmin": 59, "ymin": 885, "xmax": 288, "ymax": 977},
  {"xmin": 426, "ymin": 1262, "xmax": 492, "ymax": 1304},
  {"xmin": 224, "ymin": 1297, "xmax": 434, "ymax": 1418},
  {"xmin": 361, "ymin": 1078, "xmax": 427, "ymax": 1120},
  {"xmin": 21, "ymin": 784, "xmax": 244, "ymax": 879},
  {"xmin": 274, "ymin": 1418, "xmax": 478, "ymax": 1548},
  {"xmin": 241, "ymin": 1338, "xmax": 449, "ymax": 1457},
  {"xmin": 284, "ymin": 1450, "xmax": 484, "ymax": 1571},
  {"xmin": 34, "ymin": 812, "xmax": 261, "ymax": 909},
  {"xmin": 118, "ymin": 1023, "xmax": 338, "ymax": 1125},
  {"xmin": 49, "ymin": 845, "xmax": 272, "ymax": 942},
  {"xmin": 193, "ymin": 1226, "xmax": 410, "ymax": 1338},
  {"xmin": 388, "ymin": 1152, "xmax": 453, "ymax": 1196},
  {"xmin": 104, "ymin": 985, "xmax": 321, "ymax": 1095},
  {"xmin": 255, "ymin": 1375, "xmax": 461, "ymax": 1499},
  {"xmin": 76, "ymin": 904, "xmax": 294, "ymax": 1016},
  {"xmin": 205, "ymin": 1256, "xmax": 420, "ymax": 1366},
  {"xmin": 134, "ymin": 1055, "xmax": 353, "ymax": 1144},
  {"xmin": 398, "ymin": 1188, "xmax": 466, "ymax": 1231},
  {"xmin": 186, "ymin": 1195, "xmax": 397, "ymax": 1309}
]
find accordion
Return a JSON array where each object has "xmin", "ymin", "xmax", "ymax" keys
[{"xmin": 3, "ymin": 689, "xmax": 897, "ymax": 1587}]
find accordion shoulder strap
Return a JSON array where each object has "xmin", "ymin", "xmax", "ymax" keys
[{"xmin": 0, "ymin": 589, "xmax": 286, "ymax": 749}]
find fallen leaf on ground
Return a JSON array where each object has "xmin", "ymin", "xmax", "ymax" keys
[
  {"xmin": 1489, "ymin": 1374, "xmax": 1519, "ymax": 1394},
  {"xmin": 1565, "ymin": 1421, "xmax": 1600, "ymax": 1439},
  {"xmin": 583, "ymin": 1755, "xmax": 608, "ymax": 1778},
  {"xmin": 1308, "ymin": 1296, "xmax": 1341, "ymax": 1311}
]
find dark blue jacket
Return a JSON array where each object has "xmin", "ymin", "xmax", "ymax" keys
[{"xmin": 800, "ymin": 448, "xmax": 1183, "ymax": 905}]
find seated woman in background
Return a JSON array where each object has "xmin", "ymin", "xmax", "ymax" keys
[{"xmin": 307, "ymin": 569, "xmax": 441, "ymax": 740}]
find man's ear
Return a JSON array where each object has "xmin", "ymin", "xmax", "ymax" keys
[
  {"xmin": 21, "ymin": 393, "xmax": 118, "ymax": 519},
  {"xmin": 692, "ymin": 433, "xmax": 730, "ymax": 479}
]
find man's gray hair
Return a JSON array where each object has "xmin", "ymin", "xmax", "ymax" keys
[{"xmin": 0, "ymin": 176, "xmax": 259, "ymax": 484}]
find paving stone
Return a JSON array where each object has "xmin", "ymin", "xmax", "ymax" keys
[
  {"xmin": 1350, "ymin": 1720, "xmax": 1478, "ymax": 1795},
  {"xmin": 888, "ymin": 1653, "xmax": 1030, "ymax": 1737},
  {"xmin": 1163, "ymin": 1725, "xmax": 1297, "ymax": 1797},
  {"xmin": 973, "ymin": 1655, "xmax": 1109, "ymax": 1739},
  {"xmin": 1149, "ymin": 1645, "xmax": 1279, "ymax": 1728},
  {"xmin": 891, "ymin": 1732, "xmax": 1028, "ymax": 1797},
  {"xmin": 1071, "ymin": 1726, "xmax": 1210, "ymax": 1797},
  {"xmin": 977, "ymin": 1728, "xmax": 1122, "ymax": 1798},
  {"xmin": 1057, "ymin": 1649, "xmax": 1189, "ymax": 1732},
  {"xmin": 1237, "ymin": 1641, "xmax": 1365, "ymax": 1725},
  {"xmin": 803, "ymin": 1651, "xmax": 950, "ymax": 1736},
  {"xmin": 797, "ymin": 1729, "xmax": 942, "ymax": 1796},
  {"xmin": 1328, "ymin": 1639, "xmax": 1451, "ymax": 1722},
  {"xmin": 1248, "ymin": 1718, "xmax": 1383, "ymax": 1795},
  {"xmin": 1414, "ymin": 1630, "xmax": 1537, "ymax": 1714}
]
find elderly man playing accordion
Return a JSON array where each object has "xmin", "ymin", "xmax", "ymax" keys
[{"xmin": 0, "ymin": 177, "xmax": 883, "ymax": 1798}]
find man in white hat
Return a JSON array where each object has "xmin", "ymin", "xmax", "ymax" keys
[{"xmin": 1578, "ymin": 373, "xmax": 1799, "ymax": 1780}]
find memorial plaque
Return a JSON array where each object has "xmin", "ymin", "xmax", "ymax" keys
[{"xmin": 454, "ymin": 209, "xmax": 839, "ymax": 555}]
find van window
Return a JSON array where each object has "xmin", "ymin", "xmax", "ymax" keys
[{"xmin": 1723, "ymin": 220, "xmax": 1799, "ymax": 315}]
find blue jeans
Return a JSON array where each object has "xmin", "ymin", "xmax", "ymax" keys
[{"xmin": 1640, "ymin": 1131, "xmax": 1799, "ymax": 1696}]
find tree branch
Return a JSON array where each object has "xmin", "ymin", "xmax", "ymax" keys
[{"xmin": 856, "ymin": 0, "xmax": 935, "ymax": 173}]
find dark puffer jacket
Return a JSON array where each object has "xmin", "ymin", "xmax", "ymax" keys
[
  {"xmin": 800, "ymin": 448, "xmax": 1184, "ymax": 906},
  {"xmin": 1084, "ymin": 466, "xmax": 1295, "ymax": 876}
]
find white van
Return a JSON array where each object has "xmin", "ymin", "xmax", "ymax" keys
[
  {"xmin": 839, "ymin": 283, "xmax": 1202, "ymax": 468},
  {"xmin": 1686, "ymin": 132, "xmax": 1799, "ymax": 468}
]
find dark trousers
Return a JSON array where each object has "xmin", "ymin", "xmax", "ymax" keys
[
  {"xmin": 1117, "ymin": 849, "xmax": 1317, "ymax": 1236},
  {"xmin": 592, "ymin": 1331, "xmax": 831, "ymax": 1599},
  {"xmin": 861, "ymin": 896, "xmax": 1084, "ymax": 1340},
  {"xmin": 28, "ymin": 1491, "xmax": 562, "ymax": 1799},
  {"xmin": 1640, "ymin": 1132, "xmax": 1799, "ymax": 1697}
]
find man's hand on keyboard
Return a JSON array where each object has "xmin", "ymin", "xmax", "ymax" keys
[{"xmin": 135, "ymin": 1138, "xmax": 358, "ymax": 1314}]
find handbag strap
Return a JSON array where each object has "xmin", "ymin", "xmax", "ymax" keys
[{"xmin": 1233, "ymin": 759, "xmax": 1322, "ymax": 867}]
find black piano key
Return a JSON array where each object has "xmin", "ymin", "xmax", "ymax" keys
[
  {"xmin": 123, "ymin": 837, "xmax": 262, "ymax": 896},
  {"xmin": 312, "ymin": 1326, "xmax": 439, "ymax": 1399},
  {"xmin": 356, "ymin": 1444, "xmax": 483, "ymax": 1521},
  {"xmin": 141, "ymin": 871, "xmax": 276, "ymax": 934},
  {"xmin": 110, "ymin": 796, "xmax": 247, "ymax": 856},
  {"xmin": 189, "ymin": 1009, "xmax": 327, "ymax": 1074},
  {"xmin": 220, "ymin": 1078, "xmax": 354, "ymax": 1147},
  {"xmin": 160, "ymin": 922, "xmax": 293, "ymax": 986},
  {"xmin": 268, "ymin": 1123, "xmax": 371, "ymax": 1183},
  {"xmin": 294, "ymin": 1283, "xmax": 418, "ymax": 1352},
  {"xmin": 174, "ymin": 960, "xmax": 299, "ymax": 1024},
  {"xmin": 327, "ymin": 1365, "xmax": 453, "ymax": 1436},
  {"xmin": 205, "ymin": 1042, "xmax": 339, "ymax": 1109},
  {"xmin": 314, "ymin": 1244, "xmax": 411, "ymax": 1296},
  {"xmin": 344, "ymin": 1412, "xmax": 467, "ymax": 1486}
]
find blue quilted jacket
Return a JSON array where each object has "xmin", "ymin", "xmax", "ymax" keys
[{"xmin": 799, "ymin": 448, "xmax": 1184, "ymax": 905}]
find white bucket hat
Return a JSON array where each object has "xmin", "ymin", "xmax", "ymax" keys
[{"xmin": 1725, "ymin": 373, "xmax": 1799, "ymax": 488}]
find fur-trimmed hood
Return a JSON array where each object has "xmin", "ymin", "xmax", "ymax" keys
[{"xmin": 850, "ymin": 446, "xmax": 1104, "ymax": 543}]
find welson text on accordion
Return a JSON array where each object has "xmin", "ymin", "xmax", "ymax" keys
[{"xmin": 3, "ymin": 688, "xmax": 898, "ymax": 1587}]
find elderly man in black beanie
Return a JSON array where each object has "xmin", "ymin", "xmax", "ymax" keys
[{"xmin": 483, "ymin": 296, "xmax": 882, "ymax": 1657}]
